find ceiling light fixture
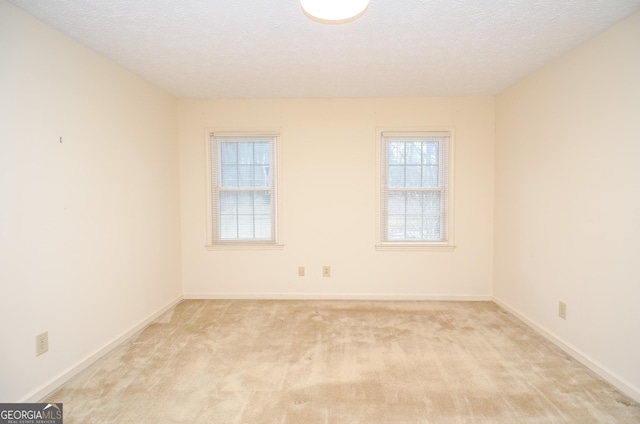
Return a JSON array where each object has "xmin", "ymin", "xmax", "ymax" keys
[{"xmin": 301, "ymin": 0, "xmax": 369, "ymax": 24}]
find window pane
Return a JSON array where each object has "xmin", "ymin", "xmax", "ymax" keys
[
  {"xmin": 388, "ymin": 165, "xmax": 405, "ymax": 188},
  {"xmin": 220, "ymin": 215, "xmax": 237, "ymax": 239},
  {"xmin": 219, "ymin": 192, "xmax": 237, "ymax": 214},
  {"xmin": 406, "ymin": 192, "xmax": 422, "ymax": 214},
  {"xmin": 388, "ymin": 142, "xmax": 405, "ymax": 165},
  {"xmin": 424, "ymin": 192, "xmax": 441, "ymax": 214},
  {"xmin": 424, "ymin": 216, "xmax": 441, "ymax": 240},
  {"xmin": 388, "ymin": 192, "xmax": 405, "ymax": 214},
  {"xmin": 406, "ymin": 216, "xmax": 423, "ymax": 239},
  {"xmin": 238, "ymin": 142, "xmax": 254, "ymax": 164},
  {"xmin": 405, "ymin": 165, "xmax": 422, "ymax": 187},
  {"xmin": 406, "ymin": 142, "xmax": 422, "ymax": 164},
  {"xmin": 254, "ymin": 215, "xmax": 272, "ymax": 239},
  {"xmin": 388, "ymin": 215, "xmax": 406, "ymax": 240},
  {"xmin": 254, "ymin": 191, "xmax": 271, "ymax": 215},
  {"xmin": 238, "ymin": 165, "xmax": 253, "ymax": 187},
  {"xmin": 254, "ymin": 142, "xmax": 270, "ymax": 164},
  {"xmin": 221, "ymin": 142, "xmax": 237, "ymax": 165},
  {"xmin": 422, "ymin": 142, "xmax": 439, "ymax": 165},
  {"xmin": 237, "ymin": 192, "xmax": 254, "ymax": 214},
  {"xmin": 422, "ymin": 165, "xmax": 439, "ymax": 187},
  {"xmin": 238, "ymin": 215, "xmax": 254, "ymax": 238},
  {"xmin": 221, "ymin": 165, "xmax": 238, "ymax": 187},
  {"xmin": 424, "ymin": 192, "xmax": 441, "ymax": 240},
  {"xmin": 254, "ymin": 165, "xmax": 270, "ymax": 187}
]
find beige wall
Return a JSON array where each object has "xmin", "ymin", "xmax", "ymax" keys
[
  {"xmin": 0, "ymin": 1, "xmax": 182, "ymax": 402},
  {"xmin": 494, "ymin": 12, "xmax": 640, "ymax": 397},
  {"xmin": 178, "ymin": 97, "xmax": 495, "ymax": 299}
]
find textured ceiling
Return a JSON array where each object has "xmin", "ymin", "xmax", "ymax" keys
[{"xmin": 8, "ymin": 0, "xmax": 640, "ymax": 99}]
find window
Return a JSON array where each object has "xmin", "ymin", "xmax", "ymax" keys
[
  {"xmin": 378, "ymin": 130, "xmax": 454, "ymax": 249},
  {"xmin": 207, "ymin": 132, "xmax": 280, "ymax": 247}
]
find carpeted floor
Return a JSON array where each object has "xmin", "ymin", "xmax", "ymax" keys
[{"xmin": 45, "ymin": 300, "xmax": 640, "ymax": 423}]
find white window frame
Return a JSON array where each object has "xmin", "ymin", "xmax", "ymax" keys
[
  {"xmin": 376, "ymin": 128, "xmax": 455, "ymax": 251},
  {"xmin": 205, "ymin": 129, "xmax": 283, "ymax": 250}
]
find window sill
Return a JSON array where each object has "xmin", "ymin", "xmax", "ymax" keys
[
  {"xmin": 206, "ymin": 243, "xmax": 285, "ymax": 251},
  {"xmin": 375, "ymin": 243, "xmax": 456, "ymax": 252}
]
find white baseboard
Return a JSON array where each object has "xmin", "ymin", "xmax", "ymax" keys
[
  {"xmin": 20, "ymin": 294, "xmax": 183, "ymax": 403},
  {"xmin": 184, "ymin": 292, "xmax": 492, "ymax": 301},
  {"xmin": 492, "ymin": 296, "xmax": 640, "ymax": 403}
]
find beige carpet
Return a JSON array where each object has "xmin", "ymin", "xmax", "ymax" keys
[{"xmin": 45, "ymin": 300, "xmax": 640, "ymax": 423}]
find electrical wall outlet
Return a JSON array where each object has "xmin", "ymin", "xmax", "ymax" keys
[
  {"xmin": 323, "ymin": 266, "xmax": 331, "ymax": 277},
  {"xmin": 298, "ymin": 266, "xmax": 305, "ymax": 277},
  {"xmin": 36, "ymin": 332, "xmax": 49, "ymax": 356},
  {"xmin": 558, "ymin": 302, "xmax": 567, "ymax": 320}
]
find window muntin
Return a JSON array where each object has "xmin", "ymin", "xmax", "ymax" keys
[
  {"xmin": 381, "ymin": 133, "xmax": 451, "ymax": 244},
  {"xmin": 210, "ymin": 134, "xmax": 278, "ymax": 244}
]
